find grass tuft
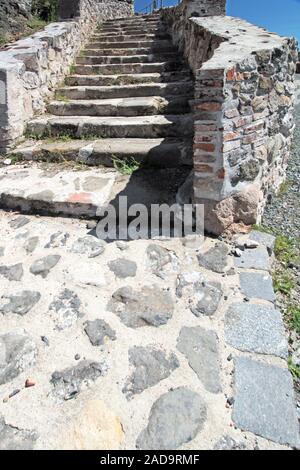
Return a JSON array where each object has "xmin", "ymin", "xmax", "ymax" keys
[{"xmin": 112, "ymin": 156, "xmax": 141, "ymax": 175}]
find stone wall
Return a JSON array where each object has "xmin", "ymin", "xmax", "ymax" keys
[
  {"xmin": 161, "ymin": 6, "xmax": 298, "ymax": 234},
  {"xmin": 0, "ymin": 0, "xmax": 133, "ymax": 153}
]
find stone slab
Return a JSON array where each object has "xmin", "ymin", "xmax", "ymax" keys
[
  {"xmin": 239, "ymin": 272, "xmax": 275, "ymax": 302},
  {"xmin": 234, "ymin": 246, "xmax": 270, "ymax": 271},
  {"xmin": 225, "ymin": 302, "xmax": 288, "ymax": 358},
  {"xmin": 0, "ymin": 165, "xmax": 116, "ymax": 219},
  {"xmin": 249, "ymin": 230, "xmax": 276, "ymax": 254},
  {"xmin": 233, "ymin": 357, "xmax": 300, "ymax": 448},
  {"xmin": 177, "ymin": 326, "xmax": 222, "ymax": 394}
]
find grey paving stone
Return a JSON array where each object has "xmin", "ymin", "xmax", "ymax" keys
[
  {"xmin": 108, "ymin": 258, "xmax": 137, "ymax": 278},
  {"xmin": 239, "ymin": 271, "xmax": 275, "ymax": 302},
  {"xmin": 146, "ymin": 244, "xmax": 177, "ymax": 277},
  {"xmin": 176, "ymin": 272, "xmax": 223, "ymax": 316},
  {"xmin": 177, "ymin": 326, "xmax": 222, "ymax": 394},
  {"xmin": 24, "ymin": 236, "xmax": 39, "ymax": 254},
  {"xmin": 0, "ymin": 263, "xmax": 23, "ymax": 281},
  {"xmin": 123, "ymin": 346, "xmax": 179, "ymax": 398},
  {"xmin": 191, "ymin": 281, "xmax": 223, "ymax": 317},
  {"xmin": 197, "ymin": 242, "xmax": 229, "ymax": 273},
  {"xmin": 44, "ymin": 231, "xmax": 70, "ymax": 248},
  {"xmin": 136, "ymin": 387, "xmax": 207, "ymax": 450},
  {"xmin": 0, "ymin": 332, "xmax": 37, "ymax": 385},
  {"xmin": 234, "ymin": 246, "xmax": 270, "ymax": 271},
  {"xmin": 108, "ymin": 285, "xmax": 174, "ymax": 328},
  {"xmin": 49, "ymin": 289, "xmax": 83, "ymax": 330},
  {"xmin": 9, "ymin": 216, "xmax": 30, "ymax": 229},
  {"xmin": 0, "ymin": 416, "xmax": 38, "ymax": 450},
  {"xmin": 225, "ymin": 303, "xmax": 288, "ymax": 358},
  {"xmin": 233, "ymin": 357, "xmax": 300, "ymax": 448},
  {"xmin": 0, "ymin": 291, "xmax": 41, "ymax": 316},
  {"xmin": 51, "ymin": 360, "xmax": 106, "ymax": 400},
  {"xmin": 249, "ymin": 230, "xmax": 276, "ymax": 255},
  {"xmin": 71, "ymin": 235, "xmax": 105, "ymax": 258},
  {"xmin": 84, "ymin": 319, "xmax": 116, "ymax": 346},
  {"xmin": 30, "ymin": 255, "xmax": 60, "ymax": 278}
]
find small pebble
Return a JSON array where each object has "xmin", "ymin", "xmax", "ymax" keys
[
  {"xmin": 25, "ymin": 378, "xmax": 36, "ymax": 388},
  {"xmin": 86, "ymin": 221, "xmax": 97, "ymax": 230},
  {"xmin": 41, "ymin": 336, "xmax": 50, "ymax": 346},
  {"xmin": 234, "ymin": 248, "xmax": 243, "ymax": 257},
  {"xmin": 75, "ymin": 354, "xmax": 81, "ymax": 361},
  {"xmin": 227, "ymin": 397, "xmax": 235, "ymax": 406},
  {"xmin": 9, "ymin": 389, "xmax": 21, "ymax": 399}
]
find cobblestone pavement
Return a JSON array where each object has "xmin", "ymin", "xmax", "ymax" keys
[{"xmin": 0, "ymin": 210, "xmax": 299, "ymax": 450}]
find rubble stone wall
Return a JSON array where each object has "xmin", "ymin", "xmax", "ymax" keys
[
  {"xmin": 0, "ymin": 0, "xmax": 133, "ymax": 152},
  {"xmin": 161, "ymin": 6, "xmax": 298, "ymax": 234}
]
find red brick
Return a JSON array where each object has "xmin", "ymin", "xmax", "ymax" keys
[
  {"xmin": 194, "ymin": 123, "xmax": 218, "ymax": 132},
  {"xmin": 233, "ymin": 116, "xmax": 253, "ymax": 129},
  {"xmin": 224, "ymin": 131, "xmax": 240, "ymax": 142},
  {"xmin": 226, "ymin": 68, "xmax": 236, "ymax": 81},
  {"xmin": 194, "ymin": 163, "xmax": 214, "ymax": 173},
  {"xmin": 194, "ymin": 133, "xmax": 215, "ymax": 143},
  {"xmin": 196, "ymin": 101, "xmax": 222, "ymax": 112},
  {"xmin": 217, "ymin": 168, "xmax": 225, "ymax": 180},
  {"xmin": 193, "ymin": 143, "xmax": 216, "ymax": 152}
]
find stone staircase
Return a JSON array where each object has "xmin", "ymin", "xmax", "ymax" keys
[{"xmin": 14, "ymin": 13, "xmax": 194, "ymax": 169}]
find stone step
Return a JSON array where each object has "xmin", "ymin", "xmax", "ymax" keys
[
  {"xmin": 97, "ymin": 26, "xmax": 166, "ymax": 34},
  {"xmin": 27, "ymin": 114, "xmax": 194, "ymax": 139},
  {"xmin": 87, "ymin": 40, "xmax": 172, "ymax": 50},
  {"xmin": 0, "ymin": 163, "xmax": 117, "ymax": 219},
  {"xmin": 11, "ymin": 138, "xmax": 192, "ymax": 168},
  {"xmin": 65, "ymin": 71, "xmax": 192, "ymax": 86},
  {"xmin": 76, "ymin": 53, "xmax": 177, "ymax": 65},
  {"xmin": 102, "ymin": 17, "xmax": 160, "ymax": 26},
  {"xmin": 0, "ymin": 163, "xmax": 189, "ymax": 220},
  {"xmin": 90, "ymin": 33, "xmax": 170, "ymax": 42},
  {"xmin": 48, "ymin": 96, "xmax": 191, "ymax": 117},
  {"xmin": 56, "ymin": 81, "xmax": 194, "ymax": 100},
  {"xmin": 73, "ymin": 61, "xmax": 187, "ymax": 75},
  {"xmin": 81, "ymin": 46, "xmax": 176, "ymax": 56}
]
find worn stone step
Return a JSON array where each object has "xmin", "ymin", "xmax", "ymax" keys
[
  {"xmin": 76, "ymin": 53, "xmax": 178, "ymax": 65},
  {"xmin": 73, "ymin": 61, "xmax": 187, "ymax": 75},
  {"xmin": 56, "ymin": 82, "xmax": 194, "ymax": 100},
  {"xmin": 87, "ymin": 40, "xmax": 172, "ymax": 50},
  {"xmin": 0, "ymin": 163, "xmax": 117, "ymax": 218},
  {"xmin": 96, "ymin": 26, "xmax": 166, "ymax": 34},
  {"xmin": 27, "ymin": 114, "xmax": 194, "ymax": 139},
  {"xmin": 81, "ymin": 46, "xmax": 176, "ymax": 56},
  {"xmin": 12, "ymin": 138, "xmax": 192, "ymax": 168},
  {"xmin": 102, "ymin": 17, "xmax": 160, "ymax": 26},
  {"xmin": 0, "ymin": 163, "xmax": 189, "ymax": 220},
  {"xmin": 48, "ymin": 96, "xmax": 191, "ymax": 117},
  {"xmin": 90, "ymin": 33, "xmax": 170, "ymax": 43},
  {"xmin": 65, "ymin": 71, "xmax": 192, "ymax": 86}
]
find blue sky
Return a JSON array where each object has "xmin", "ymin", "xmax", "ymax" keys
[{"xmin": 134, "ymin": 0, "xmax": 300, "ymax": 43}]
